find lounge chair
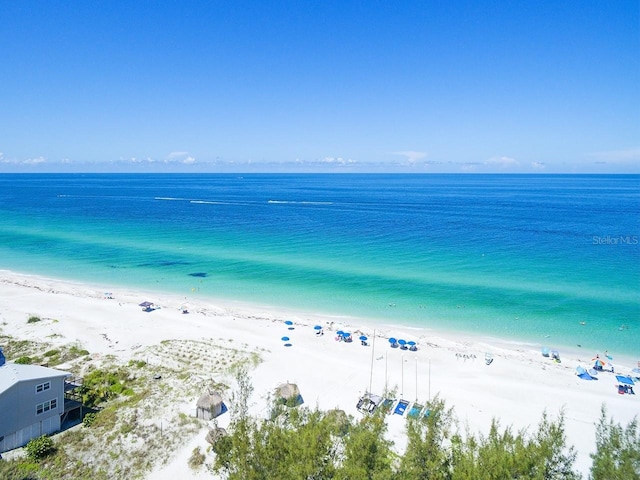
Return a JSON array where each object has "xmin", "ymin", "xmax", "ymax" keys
[
  {"xmin": 407, "ymin": 403, "xmax": 424, "ymax": 418},
  {"xmin": 393, "ymin": 399, "xmax": 409, "ymax": 416},
  {"xmin": 380, "ymin": 398, "xmax": 394, "ymax": 414}
]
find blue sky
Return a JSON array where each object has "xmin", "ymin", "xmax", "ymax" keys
[{"xmin": 1, "ymin": 1, "xmax": 638, "ymax": 173}]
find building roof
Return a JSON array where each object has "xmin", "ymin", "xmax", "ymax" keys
[{"xmin": 0, "ymin": 363, "xmax": 70, "ymax": 395}]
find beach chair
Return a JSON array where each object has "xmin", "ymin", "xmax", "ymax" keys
[
  {"xmin": 485, "ymin": 352, "xmax": 493, "ymax": 365},
  {"xmin": 380, "ymin": 398, "xmax": 395, "ymax": 414},
  {"xmin": 407, "ymin": 403, "xmax": 424, "ymax": 418},
  {"xmin": 393, "ymin": 399, "xmax": 409, "ymax": 416}
]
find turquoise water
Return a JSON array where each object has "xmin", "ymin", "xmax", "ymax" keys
[{"xmin": 0, "ymin": 174, "xmax": 638, "ymax": 357}]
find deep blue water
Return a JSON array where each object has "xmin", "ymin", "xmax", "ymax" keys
[{"xmin": 0, "ymin": 174, "xmax": 638, "ymax": 357}]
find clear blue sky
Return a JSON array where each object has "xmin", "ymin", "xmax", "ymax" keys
[{"xmin": 1, "ymin": 1, "xmax": 638, "ymax": 173}]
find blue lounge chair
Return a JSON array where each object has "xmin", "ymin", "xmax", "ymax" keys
[
  {"xmin": 407, "ymin": 403, "xmax": 424, "ymax": 418},
  {"xmin": 394, "ymin": 399, "xmax": 409, "ymax": 416}
]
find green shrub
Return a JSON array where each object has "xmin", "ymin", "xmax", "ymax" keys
[
  {"xmin": 83, "ymin": 413, "xmax": 97, "ymax": 427},
  {"xmin": 27, "ymin": 316, "xmax": 41, "ymax": 324},
  {"xmin": 25, "ymin": 435, "xmax": 55, "ymax": 461},
  {"xmin": 44, "ymin": 349, "xmax": 60, "ymax": 357},
  {"xmin": 68, "ymin": 345, "xmax": 90, "ymax": 358},
  {"xmin": 188, "ymin": 447, "xmax": 206, "ymax": 469},
  {"xmin": 14, "ymin": 356, "xmax": 32, "ymax": 364},
  {"xmin": 128, "ymin": 359, "xmax": 147, "ymax": 368}
]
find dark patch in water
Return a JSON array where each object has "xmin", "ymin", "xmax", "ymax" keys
[
  {"xmin": 137, "ymin": 261, "xmax": 192, "ymax": 268},
  {"xmin": 188, "ymin": 272, "xmax": 208, "ymax": 278}
]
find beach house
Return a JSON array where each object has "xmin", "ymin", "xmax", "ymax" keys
[{"xmin": 0, "ymin": 348, "xmax": 73, "ymax": 452}]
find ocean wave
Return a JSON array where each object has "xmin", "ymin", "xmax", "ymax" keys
[{"xmin": 268, "ymin": 200, "xmax": 333, "ymax": 205}]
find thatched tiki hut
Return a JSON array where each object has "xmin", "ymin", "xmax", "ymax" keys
[
  {"xmin": 275, "ymin": 382, "xmax": 303, "ymax": 407},
  {"xmin": 196, "ymin": 390, "xmax": 225, "ymax": 420}
]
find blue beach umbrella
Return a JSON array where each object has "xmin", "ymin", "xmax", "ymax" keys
[
  {"xmin": 389, "ymin": 337, "xmax": 397, "ymax": 344},
  {"xmin": 398, "ymin": 339, "xmax": 407, "ymax": 346},
  {"xmin": 407, "ymin": 341, "xmax": 416, "ymax": 346},
  {"xmin": 314, "ymin": 325, "xmax": 322, "ymax": 330},
  {"xmin": 359, "ymin": 335, "xmax": 368, "ymax": 341},
  {"xmin": 285, "ymin": 320, "xmax": 293, "ymax": 326},
  {"xmin": 281, "ymin": 336, "xmax": 290, "ymax": 341},
  {"xmin": 336, "ymin": 330, "xmax": 344, "ymax": 336},
  {"xmin": 342, "ymin": 332, "xmax": 351, "ymax": 337},
  {"xmin": 616, "ymin": 375, "xmax": 635, "ymax": 386}
]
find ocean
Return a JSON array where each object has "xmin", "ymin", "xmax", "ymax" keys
[{"xmin": 0, "ymin": 173, "xmax": 638, "ymax": 358}]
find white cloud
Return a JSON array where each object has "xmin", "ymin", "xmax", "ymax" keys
[
  {"xmin": 391, "ymin": 151, "xmax": 427, "ymax": 164},
  {"xmin": 165, "ymin": 152, "xmax": 196, "ymax": 164},
  {"xmin": 23, "ymin": 156, "xmax": 46, "ymax": 165},
  {"xmin": 320, "ymin": 157, "xmax": 355, "ymax": 165},
  {"xmin": 486, "ymin": 156, "xmax": 519, "ymax": 168},
  {"xmin": 0, "ymin": 153, "xmax": 46, "ymax": 165}
]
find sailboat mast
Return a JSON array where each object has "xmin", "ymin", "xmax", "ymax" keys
[{"xmin": 368, "ymin": 329, "xmax": 375, "ymax": 394}]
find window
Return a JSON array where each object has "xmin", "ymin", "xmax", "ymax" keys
[
  {"xmin": 35, "ymin": 398, "xmax": 58, "ymax": 415},
  {"xmin": 36, "ymin": 381, "xmax": 51, "ymax": 393}
]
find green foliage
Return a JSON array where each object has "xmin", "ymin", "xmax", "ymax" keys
[
  {"xmin": 128, "ymin": 359, "xmax": 147, "ymax": 368},
  {"xmin": 449, "ymin": 411, "xmax": 580, "ymax": 480},
  {"xmin": 43, "ymin": 349, "xmax": 59, "ymax": 357},
  {"xmin": 0, "ymin": 458, "xmax": 40, "ymax": 480},
  {"xmin": 590, "ymin": 406, "xmax": 640, "ymax": 479},
  {"xmin": 188, "ymin": 447, "xmax": 206, "ymax": 469},
  {"xmin": 397, "ymin": 396, "xmax": 454, "ymax": 479},
  {"xmin": 82, "ymin": 412, "xmax": 97, "ymax": 427},
  {"xmin": 25, "ymin": 435, "xmax": 56, "ymax": 461},
  {"xmin": 67, "ymin": 345, "xmax": 90, "ymax": 358},
  {"xmin": 334, "ymin": 412, "xmax": 395, "ymax": 480},
  {"xmin": 78, "ymin": 367, "xmax": 136, "ymax": 407},
  {"xmin": 27, "ymin": 316, "xmax": 41, "ymax": 324},
  {"xmin": 14, "ymin": 356, "xmax": 32, "ymax": 364}
]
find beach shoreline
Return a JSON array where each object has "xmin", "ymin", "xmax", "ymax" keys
[
  {"xmin": 0, "ymin": 268, "xmax": 638, "ymax": 477},
  {"xmin": 2, "ymin": 268, "xmax": 633, "ymax": 368}
]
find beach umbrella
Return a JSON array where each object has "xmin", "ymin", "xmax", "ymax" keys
[
  {"xmin": 398, "ymin": 339, "xmax": 407, "ymax": 348},
  {"xmin": 336, "ymin": 330, "xmax": 344, "ymax": 336},
  {"xmin": 389, "ymin": 337, "xmax": 397, "ymax": 345},
  {"xmin": 284, "ymin": 320, "xmax": 293, "ymax": 326},
  {"xmin": 616, "ymin": 375, "xmax": 635, "ymax": 386},
  {"xmin": 407, "ymin": 341, "xmax": 416, "ymax": 347},
  {"xmin": 281, "ymin": 336, "xmax": 290, "ymax": 341},
  {"xmin": 313, "ymin": 325, "xmax": 322, "ymax": 330},
  {"xmin": 593, "ymin": 359, "xmax": 606, "ymax": 368},
  {"xmin": 342, "ymin": 332, "xmax": 351, "ymax": 337},
  {"xmin": 359, "ymin": 335, "xmax": 368, "ymax": 341}
]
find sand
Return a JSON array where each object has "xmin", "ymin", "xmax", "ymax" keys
[{"xmin": 0, "ymin": 269, "xmax": 637, "ymax": 478}]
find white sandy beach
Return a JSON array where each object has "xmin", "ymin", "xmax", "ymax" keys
[{"xmin": 0, "ymin": 269, "xmax": 637, "ymax": 478}]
